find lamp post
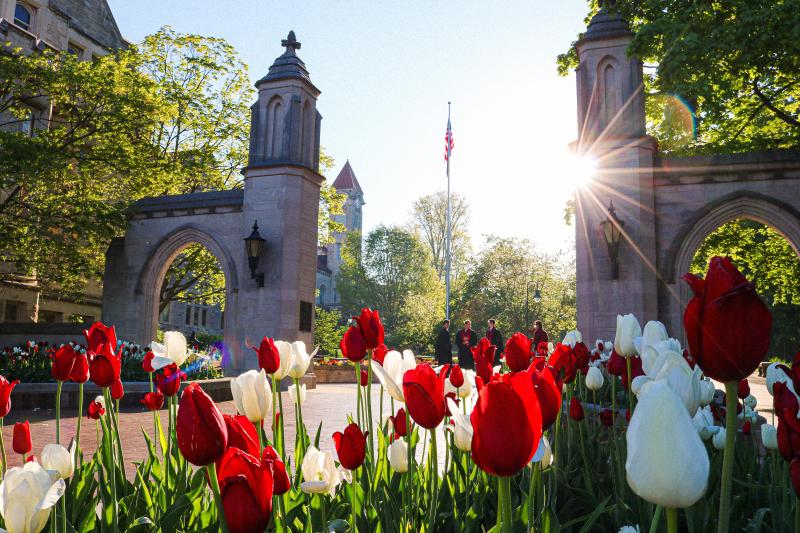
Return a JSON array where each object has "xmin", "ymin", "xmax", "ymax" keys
[
  {"xmin": 599, "ymin": 200, "xmax": 624, "ymax": 279},
  {"xmin": 525, "ymin": 281, "xmax": 542, "ymax": 333},
  {"xmin": 244, "ymin": 221, "xmax": 266, "ymax": 287}
]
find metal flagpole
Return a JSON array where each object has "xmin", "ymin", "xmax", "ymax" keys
[{"xmin": 445, "ymin": 102, "xmax": 452, "ymax": 321}]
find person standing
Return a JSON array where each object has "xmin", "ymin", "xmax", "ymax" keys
[
  {"xmin": 435, "ymin": 319, "xmax": 453, "ymax": 365},
  {"xmin": 456, "ymin": 320, "xmax": 478, "ymax": 369},
  {"xmin": 531, "ymin": 320, "xmax": 549, "ymax": 353},
  {"xmin": 486, "ymin": 319, "xmax": 504, "ymax": 365}
]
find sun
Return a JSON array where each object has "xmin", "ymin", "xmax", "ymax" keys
[{"xmin": 564, "ymin": 154, "xmax": 597, "ymax": 190}]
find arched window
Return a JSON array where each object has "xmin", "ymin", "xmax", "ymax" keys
[
  {"xmin": 14, "ymin": 3, "xmax": 32, "ymax": 30},
  {"xmin": 266, "ymin": 96, "xmax": 283, "ymax": 159},
  {"xmin": 603, "ymin": 64, "xmax": 618, "ymax": 128}
]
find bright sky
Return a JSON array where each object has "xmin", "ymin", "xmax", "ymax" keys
[{"xmin": 107, "ymin": 0, "xmax": 590, "ymax": 254}]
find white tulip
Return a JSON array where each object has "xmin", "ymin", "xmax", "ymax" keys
[
  {"xmin": 40, "ymin": 443, "xmax": 74, "ymax": 480},
  {"xmin": 371, "ymin": 350, "xmax": 416, "ymax": 403},
  {"xmin": 562, "ymin": 330, "xmax": 582, "ymax": 348},
  {"xmin": 738, "ymin": 405, "xmax": 758, "ymax": 424},
  {"xmin": 651, "ymin": 351, "xmax": 703, "ymax": 417},
  {"xmin": 635, "ymin": 321, "xmax": 668, "ymax": 353},
  {"xmin": 699, "ymin": 379, "xmax": 716, "ymax": 407},
  {"xmin": 272, "ymin": 341, "xmax": 295, "ymax": 380},
  {"xmin": 615, "ymin": 314, "xmax": 642, "ymax": 357},
  {"xmin": 447, "ymin": 398, "xmax": 473, "ymax": 452},
  {"xmin": 618, "ymin": 526, "xmax": 640, "ymax": 533},
  {"xmin": 288, "ymin": 341, "xmax": 318, "ymax": 379},
  {"xmin": 289, "ymin": 383, "xmax": 307, "ymax": 405},
  {"xmin": 388, "ymin": 438, "xmax": 408, "ymax": 473},
  {"xmin": 150, "ymin": 331, "xmax": 188, "ymax": 370},
  {"xmin": 531, "ymin": 435, "xmax": 553, "ymax": 468},
  {"xmin": 626, "ymin": 380, "xmax": 709, "ymax": 508},
  {"xmin": 712, "ymin": 427, "xmax": 727, "ymax": 450},
  {"xmin": 691, "ymin": 407, "xmax": 719, "ymax": 441},
  {"xmin": 603, "ymin": 341, "xmax": 614, "ymax": 353},
  {"xmin": 444, "ymin": 369, "xmax": 475, "ymax": 399},
  {"xmin": 231, "ymin": 369, "xmax": 272, "ymax": 422},
  {"xmin": 0, "ymin": 461, "xmax": 65, "ymax": 533},
  {"xmin": 766, "ymin": 362, "xmax": 792, "ymax": 395},
  {"xmin": 762, "ymin": 424, "xmax": 778, "ymax": 450},
  {"xmin": 585, "ymin": 366, "xmax": 605, "ymax": 391},
  {"xmin": 94, "ymin": 395, "xmax": 105, "ymax": 409},
  {"xmin": 744, "ymin": 395, "xmax": 757, "ymax": 409},
  {"xmin": 300, "ymin": 446, "xmax": 342, "ymax": 496}
]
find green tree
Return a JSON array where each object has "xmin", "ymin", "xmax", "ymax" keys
[
  {"xmin": 314, "ymin": 306, "xmax": 347, "ymax": 356},
  {"xmin": 0, "ymin": 47, "xmax": 165, "ymax": 294},
  {"xmin": 338, "ymin": 226, "xmax": 443, "ymax": 352},
  {"xmin": 691, "ymin": 219, "xmax": 800, "ymax": 358},
  {"xmin": 410, "ymin": 191, "xmax": 471, "ymax": 281},
  {"xmin": 454, "ymin": 236, "xmax": 576, "ymax": 341},
  {"xmin": 558, "ymin": 1, "xmax": 800, "ymax": 155}
]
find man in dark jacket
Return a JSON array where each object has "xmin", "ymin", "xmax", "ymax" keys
[
  {"xmin": 434, "ymin": 319, "xmax": 453, "ymax": 365},
  {"xmin": 486, "ymin": 319, "xmax": 504, "ymax": 365},
  {"xmin": 531, "ymin": 320, "xmax": 549, "ymax": 353},
  {"xmin": 456, "ymin": 320, "xmax": 478, "ymax": 369}
]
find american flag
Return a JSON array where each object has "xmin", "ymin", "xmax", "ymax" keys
[{"xmin": 444, "ymin": 117, "xmax": 454, "ymax": 162}]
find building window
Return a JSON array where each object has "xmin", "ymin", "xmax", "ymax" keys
[
  {"xmin": 185, "ymin": 306, "xmax": 191, "ymax": 325},
  {"xmin": 39, "ymin": 310, "xmax": 62, "ymax": 323},
  {"xmin": 14, "ymin": 3, "xmax": 32, "ymax": 30},
  {"xmin": 3, "ymin": 301, "xmax": 21, "ymax": 322},
  {"xmin": 299, "ymin": 301, "xmax": 313, "ymax": 332},
  {"xmin": 201, "ymin": 308, "xmax": 207, "ymax": 327},
  {"xmin": 67, "ymin": 43, "xmax": 84, "ymax": 58}
]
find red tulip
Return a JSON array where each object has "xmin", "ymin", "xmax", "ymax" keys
[
  {"xmin": 12, "ymin": 420, "xmax": 31, "ymax": 455},
  {"xmin": 111, "ymin": 379, "xmax": 124, "ymax": 400},
  {"xmin": 607, "ymin": 350, "xmax": 626, "ymax": 376},
  {"xmin": 84, "ymin": 322, "xmax": 117, "ymax": 356},
  {"xmin": 549, "ymin": 343, "xmax": 577, "ymax": 383},
  {"xmin": 177, "ymin": 383, "xmax": 228, "ymax": 466},
  {"xmin": 87, "ymin": 399, "xmax": 105, "ymax": 419},
  {"xmin": 536, "ymin": 342, "xmax": 549, "ymax": 357},
  {"xmin": 449, "ymin": 364, "xmax": 464, "ymax": 388},
  {"xmin": 141, "ymin": 391, "xmax": 164, "ymax": 411},
  {"xmin": 25, "ymin": 454, "xmax": 36, "ymax": 463},
  {"xmin": 156, "ymin": 363, "xmax": 186, "ymax": 397},
  {"xmin": 373, "ymin": 343, "xmax": 389, "ymax": 365},
  {"xmin": 262, "ymin": 445, "xmax": 291, "ymax": 495},
  {"xmin": 738, "ymin": 379, "xmax": 750, "ymax": 399},
  {"xmin": 742, "ymin": 420, "xmax": 752, "ymax": 435},
  {"xmin": 333, "ymin": 422, "xmax": 368, "ymax": 470},
  {"xmin": 359, "ymin": 369, "xmax": 368, "ymax": 387},
  {"xmin": 531, "ymin": 366, "xmax": 562, "ymax": 429},
  {"xmin": 217, "ymin": 447, "xmax": 273, "ymax": 533},
  {"xmin": 390, "ymin": 407, "xmax": 410, "ymax": 437},
  {"xmin": 0, "ymin": 375, "xmax": 19, "ymax": 417},
  {"xmin": 89, "ymin": 342, "xmax": 121, "ymax": 388},
  {"xmin": 504, "ymin": 333, "xmax": 533, "ymax": 372},
  {"xmin": 142, "ymin": 351, "xmax": 155, "ymax": 373},
  {"xmin": 223, "ymin": 414, "xmax": 260, "ymax": 458},
  {"xmin": 569, "ymin": 397, "xmax": 584, "ymax": 422},
  {"xmin": 573, "ymin": 342, "xmax": 591, "ymax": 373},
  {"xmin": 600, "ymin": 409, "xmax": 614, "ymax": 427},
  {"xmin": 683, "ymin": 256, "xmax": 772, "ymax": 382},
  {"xmin": 471, "ymin": 371, "xmax": 542, "ymax": 476},
  {"xmin": 341, "ymin": 325, "xmax": 367, "ymax": 362},
  {"xmin": 52, "ymin": 345, "xmax": 88, "ymax": 383},
  {"xmin": 472, "ymin": 338, "xmax": 496, "ymax": 384},
  {"xmin": 402, "ymin": 364, "xmax": 447, "ymax": 429},
  {"xmin": 253, "ymin": 337, "xmax": 280, "ymax": 374},
  {"xmin": 357, "ymin": 308, "xmax": 384, "ymax": 350}
]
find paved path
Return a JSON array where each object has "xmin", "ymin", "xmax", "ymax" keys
[{"xmin": 0, "ymin": 374, "xmax": 773, "ymax": 478}]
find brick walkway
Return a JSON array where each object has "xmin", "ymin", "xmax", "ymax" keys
[{"xmin": 0, "ymin": 376, "xmax": 774, "ymax": 478}]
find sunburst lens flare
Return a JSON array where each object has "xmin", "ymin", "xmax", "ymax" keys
[{"xmin": 565, "ymin": 155, "xmax": 597, "ymax": 190}]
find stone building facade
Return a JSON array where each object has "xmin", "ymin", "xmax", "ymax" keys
[
  {"xmin": 572, "ymin": 7, "xmax": 800, "ymax": 343},
  {"xmin": 316, "ymin": 160, "xmax": 364, "ymax": 308},
  {"xmin": 0, "ymin": 0, "xmax": 126, "ymax": 328}
]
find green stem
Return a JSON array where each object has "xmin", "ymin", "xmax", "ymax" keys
[
  {"xmin": 166, "ymin": 396, "xmax": 173, "ymax": 495},
  {"xmin": 666, "ymin": 508, "xmax": 678, "ymax": 533},
  {"xmin": 355, "ymin": 364, "xmax": 362, "ymax": 429},
  {"xmin": 277, "ymin": 383, "xmax": 286, "ymax": 459},
  {"xmin": 294, "ymin": 377, "xmax": 307, "ymax": 460},
  {"xmin": 526, "ymin": 463, "xmax": 537, "ymax": 530},
  {"xmin": 56, "ymin": 381, "xmax": 62, "ymax": 445},
  {"xmin": 206, "ymin": 464, "xmax": 230, "ymax": 533},
  {"xmin": 76, "ymin": 382, "xmax": 84, "ymax": 461},
  {"xmin": 498, "ymin": 475, "xmax": 513, "ymax": 533},
  {"xmin": 577, "ymin": 418, "xmax": 595, "ymax": 494},
  {"xmin": 320, "ymin": 494, "xmax": 328, "ymax": 533},
  {"xmin": 100, "ymin": 406, "xmax": 118, "ymax": 531},
  {"xmin": 0, "ymin": 417, "xmax": 6, "ymax": 478},
  {"xmin": 428, "ymin": 429, "xmax": 438, "ymax": 531},
  {"xmin": 60, "ymin": 495, "xmax": 66, "ymax": 533},
  {"xmin": 717, "ymin": 381, "xmax": 738, "ymax": 533},
  {"xmin": 366, "ymin": 351, "xmax": 375, "ymax": 462},
  {"xmin": 406, "ymin": 415, "xmax": 414, "ymax": 530},
  {"xmin": 271, "ymin": 375, "xmax": 281, "ymax": 458},
  {"xmin": 649, "ymin": 506, "xmax": 663, "ymax": 533},
  {"xmin": 626, "ymin": 357, "xmax": 634, "ymax": 414},
  {"xmin": 351, "ymin": 469, "xmax": 358, "ymax": 532}
]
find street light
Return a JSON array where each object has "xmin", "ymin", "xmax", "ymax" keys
[
  {"xmin": 525, "ymin": 281, "xmax": 542, "ymax": 332},
  {"xmin": 599, "ymin": 200, "xmax": 624, "ymax": 279},
  {"xmin": 244, "ymin": 220, "xmax": 266, "ymax": 287}
]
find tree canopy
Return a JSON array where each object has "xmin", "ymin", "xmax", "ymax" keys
[{"xmin": 410, "ymin": 191, "xmax": 471, "ymax": 281}]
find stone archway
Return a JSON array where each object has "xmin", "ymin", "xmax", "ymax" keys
[{"xmin": 135, "ymin": 224, "xmax": 240, "ymax": 361}]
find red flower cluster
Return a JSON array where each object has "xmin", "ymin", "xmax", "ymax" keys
[
  {"xmin": 340, "ymin": 308, "xmax": 385, "ymax": 363},
  {"xmin": 683, "ymin": 256, "xmax": 772, "ymax": 383},
  {"xmin": 472, "ymin": 338, "xmax": 497, "ymax": 384},
  {"xmin": 51, "ymin": 345, "xmax": 89, "ymax": 383},
  {"xmin": 85, "ymin": 323, "xmax": 122, "ymax": 388},
  {"xmin": 771, "ymin": 354, "xmax": 800, "ymax": 495}
]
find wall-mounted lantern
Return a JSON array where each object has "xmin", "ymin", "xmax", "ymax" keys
[
  {"xmin": 244, "ymin": 221, "xmax": 266, "ymax": 287},
  {"xmin": 599, "ymin": 201, "xmax": 624, "ymax": 279}
]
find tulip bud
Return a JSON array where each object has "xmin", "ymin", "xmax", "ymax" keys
[
  {"xmin": 272, "ymin": 340, "xmax": 296, "ymax": 380},
  {"xmin": 110, "ymin": 379, "xmax": 124, "ymax": 400},
  {"xmin": 626, "ymin": 380, "xmax": 709, "ymax": 508},
  {"xmin": 712, "ymin": 427, "xmax": 727, "ymax": 450},
  {"xmin": 531, "ymin": 435, "xmax": 553, "ymax": 468},
  {"xmin": 0, "ymin": 462, "xmax": 65, "ymax": 532},
  {"xmin": 359, "ymin": 369, "xmax": 368, "ymax": 387},
  {"xmin": 446, "ymin": 398, "xmax": 472, "ymax": 452},
  {"xmin": 13, "ymin": 421, "xmax": 32, "ymax": 456},
  {"xmin": 388, "ymin": 438, "xmax": 408, "ymax": 473},
  {"xmin": 569, "ymin": 397, "xmax": 584, "ymax": 422},
  {"xmin": 699, "ymin": 379, "xmax": 716, "ymax": 406},
  {"xmin": 618, "ymin": 527, "xmax": 641, "ymax": 533},
  {"xmin": 141, "ymin": 392, "xmax": 165, "ymax": 411},
  {"xmin": 300, "ymin": 446, "xmax": 343, "ymax": 495},
  {"xmin": 449, "ymin": 365, "xmax": 465, "ymax": 388},
  {"xmin": 562, "ymin": 330, "xmax": 582, "ymax": 349},
  {"xmin": 41, "ymin": 443, "xmax": 74, "ymax": 479},
  {"xmin": 87, "ymin": 399, "xmax": 105, "ymax": 419},
  {"xmin": 332, "ymin": 423, "xmax": 368, "ymax": 471},
  {"xmin": 231, "ymin": 369, "xmax": 272, "ymax": 423},
  {"xmin": 744, "ymin": 394, "xmax": 757, "ymax": 409},
  {"xmin": 614, "ymin": 314, "xmax": 642, "ymax": 357},
  {"xmin": 762, "ymin": 423, "xmax": 779, "ymax": 450},
  {"xmin": 766, "ymin": 362, "xmax": 791, "ymax": 395},
  {"xmin": 289, "ymin": 383, "xmax": 307, "ymax": 405},
  {"xmin": 176, "ymin": 383, "xmax": 228, "ymax": 466},
  {"xmin": 288, "ymin": 341, "xmax": 317, "ymax": 380},
  {"xmin": 585, "ymin": 366, "xmax": 604, "ymax": 391},
  {"xmin": 692, "ymin": 407, "xmax": 718, "ymax": 441}
]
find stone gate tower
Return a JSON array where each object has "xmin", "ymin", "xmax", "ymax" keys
[{"xmin": 573, "ymin": 6, "xmax": 659, "ymax": 341}]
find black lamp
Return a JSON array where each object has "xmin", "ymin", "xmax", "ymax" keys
[
  {"xmin": 244, "ymin": 221, "xmax": 266, "ymax": 287},
  {"xmin": 599, "ymin": 201, "xmax": 624, "ymax": 279}
]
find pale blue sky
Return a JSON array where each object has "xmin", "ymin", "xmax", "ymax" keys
[{"xmin": 107, "ymin": 0, "xmax": 590, "ymax": 253}]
